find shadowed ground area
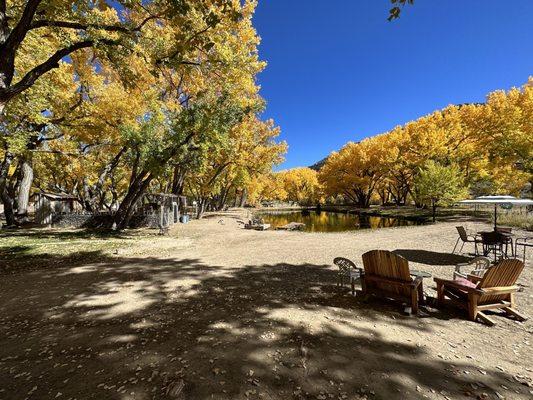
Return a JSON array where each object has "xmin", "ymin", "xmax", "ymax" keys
[
  {"xmin": 1, "ymin": 216, "xmax": 532, "ymax": 399},
  {"xmin": 392, "ymin": 249, "xmax": 471, "ymax": 266}
]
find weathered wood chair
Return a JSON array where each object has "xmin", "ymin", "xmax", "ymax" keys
[
  {"xmin": 359, "ymin": 250, "xmax": 423, "ymax": 314},
  {"xmin": 434, "ymin": 258, "xmax": 527, "ymax": 326}
]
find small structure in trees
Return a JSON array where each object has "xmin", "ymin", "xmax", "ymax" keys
[
  {"xmin": 33, "ymin": 193, "xmax": 81, "ymax": 225},
  {"xmin": 141, "ymin": 193, "xmax": 186, "ymax": 231},
  {"xmin": 30, "ymin": 191, "xmax": 188, "ymax": 229}
]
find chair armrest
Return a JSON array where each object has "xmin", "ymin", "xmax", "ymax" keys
[
  {"xmin": 480, "ymin": 286, "xmax": 520, "ymax": 295},
  {"xmin": 453, "ymin": 271, "xmax": 467, "ymax": 280},
  {"xmin": 349, "ymin": 268, "xmax": 363, "ymax": 279},
  {"xmin": 455, "ymin": 263, "xmax": 468, "ymax": 272},
  {"xmin": 466, "ymin": 274, "xmax": 483, "ymax": 283},
  {"xmin": 434, "ymin": 277, "xmax": 482, "ymax": 294},
  {"xmin": 467, "ymin": 233, "xmax": 482, "ymax": 240}
]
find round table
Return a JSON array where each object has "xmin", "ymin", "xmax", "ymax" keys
[
  {"xmin": 477, "ymin": 230, "xmax": 515, "ymax": 259},
  {"xmin": 410, "ymin": 270, "xmax": 432, "ymax": 279}
]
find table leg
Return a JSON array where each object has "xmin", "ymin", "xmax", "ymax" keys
[{"xmin": 418, "ymin": 282, "xmax": 425, "ymax": 305}]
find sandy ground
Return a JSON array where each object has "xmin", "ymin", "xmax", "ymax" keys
[{"xmin": 0, "ymin": 212, "xmax": 532, "ymax": 400}]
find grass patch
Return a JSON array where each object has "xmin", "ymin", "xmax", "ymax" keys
[
  {"xmin": 0, "ymin": 228, "xmax": 156, "ymax": 272},
  {"xmin": 491, "ymin": 212, "xmax": 533, "ymax": 231}
]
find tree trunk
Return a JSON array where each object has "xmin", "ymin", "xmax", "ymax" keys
[
  {"xmin": 0, "ymin": 151, "xmax": 16, "ymax": 226},
  {"xmin": 196, "ymin": 198, "xmax": 206, "ymax": 219},
  {"xmin": 1, "ymin": 186, "xmax": 15, "ymax": 226},
  {"xmin": 81, "ymin": 179, "xmax": 94, "ymax": 212},
  {"xmin": 217, "ymin": 185, "xmax": 231, "ymax": 210},
  {"xmin": 239, "ymin": 188, "xmax": 248, "ymax": 207},
  {"xmin": 15, "ymin": 157, "xmax": 33, "ymax": 221},
  {"xmin": 171, "ymin": 165, "xmax": 187, "ymax": 196},
  {"xmin": 432, "ymin": 200, "xmax": 436, "ymax": 223},
  {"xmin": 356, "ymin": 192, "xmax": 370, "ymax": 208},
  {"xmin": 113, "ymin": 172, "xmax": 153, "ymax": 229},
  {"xmin": 88, "ymin": 146, "xmax": 126, "ymax": 211},
  {"xmin": 378, "ymin": 189, "xmax": 389, "ymax": 205}
]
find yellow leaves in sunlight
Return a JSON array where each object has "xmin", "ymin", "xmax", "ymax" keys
[
  {"xmin": 276, "ymin": 168, "xmax": 322, "ymax": 206},
  {"xmin": 318, "ymin": 79, "xmax": 533, "ymax": 205},
  {"xmin": 248, "ymin": 168, "xmax": 324, "ymax": 207},
  {"xmin": 188, "ymin": 115, "xmax": 287, "ymax": 200}
]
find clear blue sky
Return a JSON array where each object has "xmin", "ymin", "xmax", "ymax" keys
[{"xmin": 253, "ymin": 0, "xmax": 533, "ymax": 169}]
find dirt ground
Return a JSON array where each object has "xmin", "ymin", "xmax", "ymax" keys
[{"xmin": 0, "ymin": 211, "xmax": 532, "ymax": 400}]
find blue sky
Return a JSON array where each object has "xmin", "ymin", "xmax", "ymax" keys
[{"xmin": 253, "ymin": 1, "xmax": 533, "ymax": 169}]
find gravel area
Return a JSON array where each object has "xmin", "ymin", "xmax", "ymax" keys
[{"xmin": 0, "ymin": 212, "xmax": 531, "ymax": 400}]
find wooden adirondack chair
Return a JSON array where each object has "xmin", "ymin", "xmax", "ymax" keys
[
  {"xmin": 360, "ymin": 250, "xmax": 423, "ymax": 314},
  {"xmin": 434, "ymin": 258, "xmax": 527, "ymax": 326}
]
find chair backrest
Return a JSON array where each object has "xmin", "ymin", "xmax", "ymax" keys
[
  {"xmin": 333, "ymin": 257, "xmax": 356, "ymax": 274},
  {"xmin": 469, "ymin": 256, "xmax": 491, "ymax": 276},
  {"xmin": 455, "ymin": 257, "xmax": 491, "ymax": 278},
  {"xmin": 480, "ymin": 231, "xmax": 504, "ymax": 245},
  {"xmin": 479, "ymin": 258, "xmax": 524, "ymax": 289},
  {"xmin": 477, "ymin": 259, "xmax": 524, "ymax": 304},
  {"xmin": 456, "ymin": 226, "xmax": 469, "ymax": 241},
  {"xmin": 362, "ymin": 250, "xmax": 412, "ymax": 282}
]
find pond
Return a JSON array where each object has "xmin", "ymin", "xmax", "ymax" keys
[{"xmin": 256, "ymin": 210, "xmax": 423, "ymax": 233}]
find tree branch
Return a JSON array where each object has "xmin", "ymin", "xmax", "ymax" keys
[
  {"xmin": 29, "ymin": 15, "xmax": 160, "ymax": 33},
  {"xmin": 1, "ymin": 38, "xmax": 119, "ymax": 103},
  {"xmin": 30, "ymin": 20, "xmax": 130, "ymax": 33},
  {"xmin": 2, "ymin": 0, "xmax": 42, "ymax": 52}
]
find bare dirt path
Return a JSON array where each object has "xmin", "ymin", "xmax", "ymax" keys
[{"xmin": 0, "ymin": 214, "xmax": 531, "ymax": 400}]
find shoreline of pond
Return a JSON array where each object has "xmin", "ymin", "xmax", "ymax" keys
[
  {"xmin": 254, "ymin": 208, "xmax": 427, "ymax": 233},
  {"xmin": 255, "ymin": 205, "xmax": 431, "ymax": 224}
]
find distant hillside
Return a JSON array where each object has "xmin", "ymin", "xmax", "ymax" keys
[{"xmin": 308, "ymin": 157, "xmax": 328, "ymax": 171}]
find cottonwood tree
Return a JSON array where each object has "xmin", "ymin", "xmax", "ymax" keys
[
  {"xmin": 0, "ymin": 0, "xmax": 256, "ymax": 226},
  {"xmin": 185, "ymin": 112, "xmax": 286, "ymax": 218},
  {"xmin": 413, "ymin": 161, "xmax": 467, "ymax": 222},
  {"xmin": 277, "ymin": 168, "xmax": 322, "ymax": 206},
  {"xmin": 0, "ymin": 0, "xmax": 239, "ymax": 114},
  {"xmin": 388, "ymin": 0, "xmax": 414, "ymax": 21},
  {"xmin": 319, "ymin": 136, "xmax": 393, "ymax": 208},
  {"xmin": 317, "ymin": 79, "xmax": 532, "ymax": 209}
]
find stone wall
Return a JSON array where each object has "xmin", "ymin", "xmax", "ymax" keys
[
  {"xmin": 52, "ymin": 214, "xmax": 95, "ymax": 228},
  {"xmin": 51, "ymin": 213, "xmax": 161, "ymax": 229}
]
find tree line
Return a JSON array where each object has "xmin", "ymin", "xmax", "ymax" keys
[{"xmin": 249, "ymin": 80, "xmax": 532, "ymax": 212}]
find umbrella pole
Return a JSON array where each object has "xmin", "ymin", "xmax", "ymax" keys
[{"xmin": 494, "ymin": 204, "xmax": 497, "ymax": 230}]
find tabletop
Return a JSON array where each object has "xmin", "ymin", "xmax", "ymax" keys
[{"xmin": 410, "ymin": 270, "xmax": 432, "ymax": 279}]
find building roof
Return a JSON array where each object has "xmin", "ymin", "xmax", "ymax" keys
[{"xmin": 36, "ymin": 192, "xmax": 79, "ymax": 200}]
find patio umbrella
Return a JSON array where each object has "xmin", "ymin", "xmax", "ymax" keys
[{"xmin": 458, "ymin": 195, "xmax": 533, "ymax": 230}]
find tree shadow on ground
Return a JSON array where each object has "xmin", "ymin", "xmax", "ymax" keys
[
  {"xmin": 0, "ymin": 252, "xmax": 530, "ymax": 400},
  {"xmin": 393, "ymin": 249, "xmax": 472, "ymax": 266}
]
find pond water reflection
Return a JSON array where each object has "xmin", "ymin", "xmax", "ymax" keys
[{"xmin": 257, "ymin": 210, "xmax": 422, "ymax": 233}]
